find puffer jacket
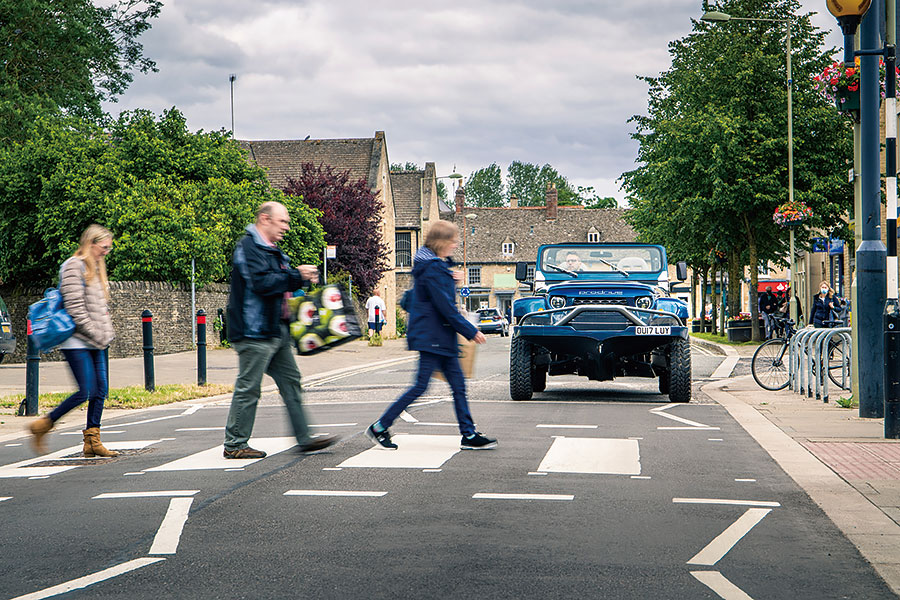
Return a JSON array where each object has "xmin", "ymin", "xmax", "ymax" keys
[
  {"xmin": 60, "ymin": 256, "xmax": 115, "ymax": 349},
  {"xmin": 227, "ymin": 224, "xmax": 305, "ymax": 342},
  {"xmin": 406, "ymin": 246, "xmax": 478, "ymax": 356}
]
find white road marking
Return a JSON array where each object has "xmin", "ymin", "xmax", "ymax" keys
[
  {"xmin": 4, "ymin": 443, "xmax": 22, "ymax": 447},
  {"xmin": 106, "ymin": 415, "xmax": 182, "ymax": 428},
  {"xmin": 658, "ymin": 426, "xmax": 721, "ymax": 431},
  {"xmin": 182, "ymin": 405, "xmax": 203, "ymax": 416},
  {"xmin": 711, "ymin": 355, "xmax": 741, "ymax": 379},
  {"xmin": 0, "ymin": 496, "xmax": 11, "ymax": 502},
  {"xmin": 148, "ymin": 497, "xmax": 193, "ymax": 555},
  {"xmin": 688, "ymin": 508, "xmax": 772, "ymax": 565},
  {"xmin": 224, "ymin": 468, "xmax": 244, "ymax": 472},
  {"xmin": 423, "ymin": 468, "xmax": 442, "ymax": 473},
  {"xmin": 124, "ymin": 472, "xmax": 144, "ymax": 476},
  {"xmin": 651, "ymin": 405, "xmax": 717, "ymax": 429},
  {"xmin": 735, "ymin": 479, "xmax": 757, "ymax": 483},
  {"xmin": 60, "ymin": 430, "xmax": 124, "ymax": 435},
  {"xmin": 536, "ymin": 424, "xmax": 598, "ymax": 429},
  {"xmin": 528, "ymin": 472, "xmax": 548, "ymax": 476},
  {"xmin": 537, "ymin": 437, "xmax": 640, "ymax": 475},
  {"xmin": 709, "ymin": 438, "xmax": 724, "ymax": 442},
  {"xmin": 284, "ymin": 490, "xmax": 387, "ymax": 497},
  {"xmin": 175, "ymin": 427, "xmax": 224, "ymax": 432},
  {"xmin": 94, "ymin": 490, "xmax": 199, "ymax": 499},
  {"xmin": 311, "ymin": 423, "xmax": 357, "ymax": 428},
  {"xmin": 413, "ymin": 422, "xmax": 459, "ymax": 427},
  {"xmin": 322, "ymin": 467, "xmax": 342, "ymax": 471},
  {"xmin": 8, "ymin": 557, "xmax": 165, "ymax": 600},
  {"xmin": 691, "ymin": 571, "xmax": 755, "ymax": 600},
  {"xmin": 0, "ymin": 440, "xmax": 165, "ymax": 479},
  {"xmin": 399, "ymin": 411, "xmax": 418, "ymax": 423},
  {"xmin": 338, "ymin": 434, "xmax": 460, "ymax": 469},
  {"xmin": 674, "ymin": 498, "xmax": 781, "ymax": 508},
  {"xmin": 144, "ymin": 437, "xmax": 296, "ymax": 472},
  {"xmin": 631, "ymin": 476, "xmax": 652, "ymax": 480},
  {"xmin": 28, "ymin": 476, "xmax": 49, "ymax": 480},
  {"xmin": 473, "ymin": 493, "xmax": 574, "ymax": 501}
]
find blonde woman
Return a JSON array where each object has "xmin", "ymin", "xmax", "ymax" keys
[
  {"xmin": 29, "ymin": 225, "xmax": 117, "ymax": 457},
  {"xmin": 811, "ymin": 280, "xmax": 843, "ymax": 328}
]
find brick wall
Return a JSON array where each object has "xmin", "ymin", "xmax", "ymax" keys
[{"xmin": 0, "ymin": 282, "xmax": 230, "ymax": 363}]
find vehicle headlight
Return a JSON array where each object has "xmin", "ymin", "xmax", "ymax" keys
[
  {"xmin": 635, "ymin": 296, "xmax": 653, "ymax": 309},
  {"xmin": 549, "ymin": 296, "xmax": 567, "ymax": 309}
]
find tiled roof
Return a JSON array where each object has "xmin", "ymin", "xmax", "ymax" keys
[
  {"xmin": 390, "ymin": 170, "xmax": 423, "ymax": 229},
  {"xmin": 445, "ymin": 206, "xmax": 636, "ymax": 263},
  {"xmin": 237, "ymin": 138, "xmax": 377, "ymax": 190}
]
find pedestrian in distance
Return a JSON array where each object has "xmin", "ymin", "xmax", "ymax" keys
[
  {"xmin": 759, "ymin": 285, "xmax": 778, "ymax": 339},
  {"xmin": 223, "ymin": 201, "xmax": 339, "ymax": 458},
  {"xmin": 365, "ymin": 289, "xmax": 387, "ymax": 337},
  {"xmin": 29, "ymin": 225, "xmax": 118, "ymax": 457},
  {"xmin": 366, "ymin": 220, "xmax": 496, "ymax": 451},
  {"xmin": 811, "ymin": 281, "xmax": 843, "ymax": 328}
]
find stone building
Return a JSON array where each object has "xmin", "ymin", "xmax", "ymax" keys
[
  {"xmin": 238, "ymin": 132, "xmax": 400, "ymax": 336},
  {"xmin": 444, "ymin": 183, "xmax": 637, "ymax": 315}
]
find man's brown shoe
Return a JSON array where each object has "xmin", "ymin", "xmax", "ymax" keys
[
  {"xmin": 298, "ymin": 435, "xmax": 339, "ymax": 454},
  {"xmin": 223, "ymin": 447, "xmax": 267, "ymax": 459}
]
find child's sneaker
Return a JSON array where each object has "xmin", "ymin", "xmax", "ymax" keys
[
  {"xmin": 460, "ymin": 432, "xmax": 497, "ymax": 450},
  {"xmin": 366, "ymin": 423, "xmax": 398, "ymax": 450}
]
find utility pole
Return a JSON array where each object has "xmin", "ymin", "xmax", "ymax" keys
[{"xmin": 229, "ymin": 74, "xmax": 236, "ymax": 135}]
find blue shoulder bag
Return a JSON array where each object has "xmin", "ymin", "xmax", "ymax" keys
[{"xmin": 27, "ymin": 264, "xmax": 76, "ymax": 352}]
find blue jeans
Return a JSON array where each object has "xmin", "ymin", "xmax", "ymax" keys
[
  {"xmin": 377, "ymin": 351, "xmax": 475, "ymax": 436},
  {"xmin": 49, "ymin": 349, "xmax": 108, "ymax": 428}
]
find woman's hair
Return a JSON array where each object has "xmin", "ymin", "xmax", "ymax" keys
[
  {"xmin": 424, "ymin": 220, "xmax": 459, "ymax": 255},
  {"xmin": 73, "ymin": 224, "xmax": 112, "ymax": 298},
  {"xmin": 819, "ymin": 280, "xmax": 833, "ymax": 297}
]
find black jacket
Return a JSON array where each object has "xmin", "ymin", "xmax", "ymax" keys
[{"xmin": 227, "ymin": 225, "xmax": 305, "ymax": 342}]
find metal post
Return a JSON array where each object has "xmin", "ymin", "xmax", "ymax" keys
[
  {"xmin": 24, "ymin": 320, "xmax": 39, "ymax": 416},
  {"xmin": 142, "ymin": 310, "xmax": 155, "ymax": 392},
  {"xmin": 191, "ymin": 257, "xmax": 196, "ymax": 346},
  {"xmin": 323, "ymin": 246, "xmax": 327, "ymax": 285},
  {"xmin": 229, "ymin": 74, "xmax": 236, "ymax": 135},
  {"xmin": 196, "ymin": 309, "xmax": 207, "ymax": 386},
  {"xmin": 886, "ymin": 0, "xmax": 900, "ymax": 438},
  {"xmin": 348, "ymin": 273, "xmax": 352, "ymax": 300},
  {"xmin": 859, "ymin": 8, "xmax": 888, "ymax": 418}
]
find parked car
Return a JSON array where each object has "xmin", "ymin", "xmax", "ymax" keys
[
  {"xmin": 475, "ymin": 308, "xmax": 509, "ymax": 336},
  {"xmin": 511, "ymin": 242, "xmax": 690, "ymax": 402},
  {"xmin": 0, "ymin": 293, "xmax": 16, "ymax": 363}
]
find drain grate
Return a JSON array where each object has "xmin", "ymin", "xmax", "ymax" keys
[{"xmin": 30, "ymin": 447, "xmax": 154, "ymax": 467}]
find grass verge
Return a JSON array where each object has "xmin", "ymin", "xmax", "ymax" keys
[
  {"xmin": 690, "ymin": 331, "xmax": 761, "ymax": 347},
  {"xmin": 0, "ymin": 383, "xmax": 232, "ymax": 413}
]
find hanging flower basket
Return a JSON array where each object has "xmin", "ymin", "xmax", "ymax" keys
[
  {"xmin": 834, "ymin": 86, "xmax": 860, "ymax": 111},
  {"xmin": 773, "ymin": 201, "xmax": 812, "ymax": 228},
  {"xmin": 814, "ymin": 58, "xmax": 894, "ymax": 115}
]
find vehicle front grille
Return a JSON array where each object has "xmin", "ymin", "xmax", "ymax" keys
[
  {"xmin": 566, "ymin": 311, "xmax": 632, "ymax": 331},
  {"xmin": 572, "ymin": 298, "xmax": 629, "ymax": 306}
]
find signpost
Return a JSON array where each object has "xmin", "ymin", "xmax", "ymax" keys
[{"xmin": 323, "ymin": 245, "xmax": 337, "ymax": 284}]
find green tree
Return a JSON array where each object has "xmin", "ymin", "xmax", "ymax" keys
[
  {"xmin": 506, "ymin": 160, "xmax": 580, "ymax": 206},
  {"xmin": 579, "ymin": 187, "xmax": 619, "ymax": 209},
  {"xmin": 0, "ymin": 0, "xmax": 162, "ymax": 142},
  {"xmin": 620, "ymin": 0, "xmax": 851, "ymax": 340},
  {"xmin": 465, "ymin": 163, "xmax": 505, "ymax": 207},
  {"xmin": 0, "ymin": 109, "xmax": 323, "ymax": 286}
]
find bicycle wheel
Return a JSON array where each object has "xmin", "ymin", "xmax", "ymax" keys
[
  {"xmin": 752, "ymin": 338, "xmax": 790, "ymax": 391},
  {"xmin": 826, "ymin": 339, "xmax": 851, "ymax": 390}
]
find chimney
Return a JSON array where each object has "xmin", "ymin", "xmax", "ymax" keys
[
  {"xmin": 545, "ymin": 182, "xmax": 558, "ymax": 219},
  {"xmin": 455, "ymin": 184, "xmax": 465, "ymax": 214},
  {"xmin": 509, "ymin": 194, "xmax": 518, "ymax": 209}
]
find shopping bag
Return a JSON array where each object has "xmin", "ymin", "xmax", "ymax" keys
[
  {"xmin": 288, "ymin": 283, "xmax": 362, "ymax": 355},
  {"xmin": 433, "ymin": 335, "xmax": 477, "ymax": 381},
  {"xmin": 27, "ymin": 287, "xmax": 75, "ymax": 352}
]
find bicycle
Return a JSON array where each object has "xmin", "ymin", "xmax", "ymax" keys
[{"xmin": 751, "ymin": 315, "xmax": 796, "ymax": 390}]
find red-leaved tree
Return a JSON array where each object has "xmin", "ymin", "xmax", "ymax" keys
[{"xmin": 283, "ymin": 163, "xmax": 389, "ymax": 296}]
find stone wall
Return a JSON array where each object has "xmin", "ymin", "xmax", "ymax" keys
[{"xmin": 0, "ymin": 282, "xmax": 230, "ymax": 363}]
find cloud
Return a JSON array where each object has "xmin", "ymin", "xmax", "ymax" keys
[{"xmin": 105, "ymin": 1, "xmax": 843, "ymax": 201}]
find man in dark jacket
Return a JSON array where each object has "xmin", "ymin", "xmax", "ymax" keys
[
  {"xmin": 223, "ymin": 201, "xmax": 338, "ymax": 458},
  {"xmin": 366, "ymin": 220, "xmax": 494, "ymax": 450},
  {"xmin": 759, "ymin": 286, "xmax": 778, "ymax": 339}
]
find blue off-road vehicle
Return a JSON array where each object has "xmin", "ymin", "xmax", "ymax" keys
[{"xmin": 510, "ymin": 243, "xmax": 691, "ymax": 402}]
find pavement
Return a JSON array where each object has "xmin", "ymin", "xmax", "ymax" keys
[{"xmin": 1, "ymin": 335, "xmax": 899, "ymax": 594}]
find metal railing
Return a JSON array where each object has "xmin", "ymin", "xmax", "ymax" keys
[{"xmin": 789, "ymin": 326, "xmax": 852, "ymax": 403}]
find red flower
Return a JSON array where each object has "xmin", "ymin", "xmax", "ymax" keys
[{"xmin": 848, "ymin": 82, "xmax": 859, "ymax": 91}]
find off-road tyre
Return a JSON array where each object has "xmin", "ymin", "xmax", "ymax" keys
[
  {"xmin": 510, "ymin": 335, "xmax": 534, "ymax": 401},
  {"xmin": 668, "ymin": 338, "xmax": 691, "ymax": 403},
  {"xmin": 532, "ymin": 366, "xmax": 547, "ymax": 392},
  {"xmin": 658, "ymin": 371, "xmax": 670, "ymax": 395}
]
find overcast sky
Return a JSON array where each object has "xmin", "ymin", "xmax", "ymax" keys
[{"xmin": 103, "ymin": 1, "xmax": 843, "ymax": 204}]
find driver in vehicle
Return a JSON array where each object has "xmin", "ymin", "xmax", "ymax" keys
[
  {"xmin": 564, "ymin": 252, "xmax": 585, "ymax": 272},
  {"xmin": 617, "ymin": 256, "xmax": 649, "ymax": 271}
]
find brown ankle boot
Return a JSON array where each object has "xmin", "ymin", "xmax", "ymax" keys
[
  {"xmin": 82, "ymin": 427, "xmax": 119, "ymax": 458},
  {"xmin": 29, "ymin": 417, "xmax": 53, "ymax": 454}
]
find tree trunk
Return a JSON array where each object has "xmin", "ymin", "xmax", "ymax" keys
[
  {"xmin": 719, "ymin": 266, "xmax": 726, "ymax": 335},
  {"xmin": 700, "ymin": 267, "xmax": 709, "ymax": 333},
  {"xmin": 744, "ymin": 214, "xmax": 761, "ymax": 341},
  {"xmin": 727, "ymin": 249, "xmax": 741, "ymax": 321},
  {"xmin": 711, "ymin": 265, "xmax": 719, "ymax": 335},
  {"xmin": 690, "ymin": 267, "xmax": 697, "ymax": 320}
]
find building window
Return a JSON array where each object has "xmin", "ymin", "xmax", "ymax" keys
[
  {"xmin": 501, "ymin": 242, "xmax": 515, "ymax": 256},
  {"xmin": 526, "ymin": 264, "xmax": 535, "ymax": 281},
  {"xmin": 587, "ymin": 230, "xmax": 600, "ymax": 243},
  {"xmin": 468, "ymin": 266, "xmax": 481, "ymax": 286},
  {"xmin": 395, "ymin": 232, "xmax": 412, "ymax": 267}
]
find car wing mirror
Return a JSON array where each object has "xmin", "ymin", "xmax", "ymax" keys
[
  {"xmin": 515, "ymin": 262, "xmax": 529, "ymax": 281},
  {"xmin": 675, "ymin": 261, "xmax": 688, "ymax": 282}
]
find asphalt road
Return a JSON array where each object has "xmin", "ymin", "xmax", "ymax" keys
[{"xmin": 1, "ymin": 336, "xmax": 893, "ymax": 599}]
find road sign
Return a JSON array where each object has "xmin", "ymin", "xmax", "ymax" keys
[{"xmin": 460, "ymin": 287, "xmax": 470, "ymax": 297}]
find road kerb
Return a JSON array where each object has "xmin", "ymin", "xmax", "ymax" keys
[{"xmin": 703, "ymin": 379, "xmax": 900, "ymax": 596}]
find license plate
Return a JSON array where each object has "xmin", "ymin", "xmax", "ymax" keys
[
  {"xmin": 0, "ymin": 324, "xmax": 6, "ymax": 333},
  {"xmin": 481, "ymin": 319, "xmax": 491, "ymax": 323},
  {"xmin": 636, "ymin": 326, "xmax": 671, "ymax": 335}
]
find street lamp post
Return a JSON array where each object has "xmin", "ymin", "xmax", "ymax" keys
[
  {"xmin": 462, "ymin": 212, "xmax": 478, "ymax": 308},
  {"xmin": 419, "ymin": 172, "xmax": 463, "ymax": 207},
  {"xmin": 701, "ymin": 11, "xmax": 797, "ymax": 322}
]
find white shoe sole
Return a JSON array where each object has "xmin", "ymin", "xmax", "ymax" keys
[{"xmin": 460, "ymin": 442, "xmax": 498, "ymax": 450}]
